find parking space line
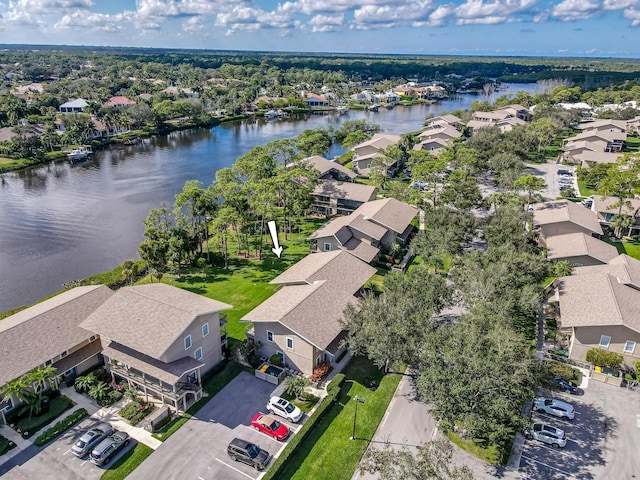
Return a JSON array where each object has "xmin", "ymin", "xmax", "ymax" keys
[
  {"xmin": 215, "ymin": 458, "xmax": 256, "ymax": 479},
  {"xmin": 521, "ymin": 454, "xmax": 573, "ymax": 477},
  {"xmin": 242, "ymin": 424, "xmax": 289, "ymax": 443},
  {"xmin": 62, "ymin": 449, "xmax": 70, "ymax": 455},
  {"xmin": 198, "ymin": 476, "xmax": 205, "ymax": 480}
]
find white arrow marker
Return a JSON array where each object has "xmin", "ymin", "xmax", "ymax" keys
[{"xmin": 267, "ymin": 220, "xmax": 283, "ymax": 258}]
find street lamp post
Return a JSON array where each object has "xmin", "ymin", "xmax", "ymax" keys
[{"xmin": 350, "ymin": 395, "xmax": 366, "ymax": 440}]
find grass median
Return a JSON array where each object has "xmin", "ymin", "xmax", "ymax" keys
[
  {"xmin": 100, "ymin": 442, "xmax": 154, "ymax": 480},
  {"xmin": 276, "ymin": 356, "xmax": 402, "ymax": 480}
]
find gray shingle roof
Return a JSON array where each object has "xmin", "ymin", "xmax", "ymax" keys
[
  {"xmin": 242, "ymin": 251, "xmax": 376, "ymax": 350},
  {"xmin": 80, "ymin": 284, "xmax": 231, "ymax": 359},
  {"xmin": 312, "ymin": 180, "xmax": 377, "ymax": 203},
  {"xmin": 545, "ymin": 232, "xmax": 618, "ymax": 264},
  {"xmin": 301, "ymin": 156, "xmax": 357, "ymax": 180},
  {"xmin": 592, "ymin": 195, "xmax": 640, "ymax": 216},
  {"xmin": 348, "ymin": 214, "xmax": 388, "ymax": 240},
  {"xmin": 0, "ymin": 285, "xmax": 114, "ymax": 385},
  {"xmin": 342, "ymin": 237, "xmax": 380, "ymax": 263},
  {"xmin": 352, "ymin": 198, "xmax": 418, "ymax": 235},
  {"xmin": 533, "ymin": 200, "xmax": 603, "ymax": 236}
]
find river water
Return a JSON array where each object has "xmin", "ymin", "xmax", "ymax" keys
[{"xmin": 0, "ymin": 83, "xmax": 539, "ymax": 313}]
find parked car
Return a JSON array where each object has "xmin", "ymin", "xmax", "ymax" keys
[
  {"xmin": 227, "ymin": 438, "xmax": 271, "ymax": 471},
  {"xmin": 71, "ymin": 423, "xmax": 113, "ymax": 458},
  {"xmin": 533, "ymin": 397, "xmax": 575, "ymax": 420},
  {"xmin": 89, "ymin": 430, "xmax": 130, "ymax": 466},
  {"xmin": 525, "ymin": 423, "xmax": 567, "ymax": 448},
  {"xmin": 266, "ymin": 396, "xmax": 303, "ymax": 423},
  {"xmin": 558, "ymin": 169, "xmax": 573, "ymax": 176},
  {"xmin": 251, "ymin": 413, "xmax": 290, "ymax": 441},
  {"xmin": 581, "ymin": 198, "xmax": 593, "ymax": 207},
  {"xmin": 559, "ymin": 185, "xmax": 574, "ymax": 191},
  {"xmin": 554, "ymin": 377, "xmax": 579, "ymax": 394}
]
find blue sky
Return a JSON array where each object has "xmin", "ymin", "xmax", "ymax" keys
[{"xmin": 0, "ymin": 0, "xmax": 639, "ymax": 57}]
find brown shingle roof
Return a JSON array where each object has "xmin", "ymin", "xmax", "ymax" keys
[
  {"xmin": 80, "ymin": 284, "xmax": 231, "ymax": 359},
  {"xmin": 348, "ymin": 214, "xmax": 387, "ymax": 240},
  {"xmin": 592, "ymin": 195, "xmax": 640, "ymax": 216},
  {"xmin": 242, "ymin": 251, "xmax": 376, "ymax": 349},
  {"xmin": 545, "ymin": 233, "xmax": 618, "ymax": 264},
  {"xmin": 352, "ymin": 198, "xmax": 418, "ymax": 235},
  {"xmin": 532, "ymin": 200, "xmax": 603, "ymax": 236},
  {"xmin": 0, "ymin": 285, "xmax": 114, "ymax": 385},
  {"xmin": 342, "ymin": 237, "xmax": 380, "ymax": 263},
  {"xmin": 300, "ymin": 156, "xmax": 357, "ymax": 180},
  {"xmin": 312, "ymin": 180, "xmax": 376, "ymax": 203},
  {"xmin": 308, "ymin": 216, "xmax": 352, "ymax": 240}
]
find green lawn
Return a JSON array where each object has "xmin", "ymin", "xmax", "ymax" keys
[
  {"xmin": 277, "ymin": 357, "xmax": 402, "ymax": 480},
  {"xmin": 280, "ymin": 392, "xmax": 321, "ymax": 414},
  {"xmin": 577, "ymin": 179, "xmax": 597, "ymax": 197},
  {"xmin": 100, "ymin": 443, "xmax": 154, "ymax": 480},
  {"xmin": 624, "ymin": 136, "xmax": 640, "ymax": 153},
  {"xmin": 446, "ymin": 431, "xmax": 501, "ymax": 465},
  {"xmin": 603, "ymin": 237, "xmax": 640, "ymax": 260}
]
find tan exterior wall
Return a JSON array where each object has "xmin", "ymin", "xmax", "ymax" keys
[
  {"xmin": 380, "ymin": 229, "xmax": 397, "ymax": 248},
  {"xmin": 355, "ymin": 145, "xmax": 381, "ymax": 157},
  {"xmin": 253, "ymin": 322, "xmax": 317, "ymax": 375},
  {"xmin": 161, "ymin": 312, "xmax": 223, "ymax": 375},
  {"xmin": 315, "ymin": 236, "xmax": 341, "ymax": 252},
  {"xmin": 75, "ymin": 354, "xmax": 102, "ymax": 376},
  {"xmin": 541, "ymin": 222, "xmax": 597, "ymax": 239},
  {"xmin": 553, "ymin": 255, "xmax": 605, "ymax": 267},
  {"xmin": 570, "ymin": 325, "xmax": 640, "ymax": 370}
]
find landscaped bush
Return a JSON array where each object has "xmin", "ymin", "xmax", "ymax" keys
[
  {"xmin": 119, "ymin": 401, "xmax": 155, "ymax": 426},
  {"xmin": 269, "ymin": 354, "xmax": 283, "ymax": 367},
  {"xmin": 15, "ymin": 395, "xmax": 72, "ymax": 437},
  {"xmin": 33, "ymin": 408, "xmax": 88, "ymax": 446},
  {"xmin": 0, "ymin": 434, "xmax": 16, "ymax": 456},
  {"xmin": 310, "ymin": 360, "xmax": 332, "ymax": 382},
  {"xmin": 544, "ymin": 359, "xmax": 582, "ymax": 384},
  {"xmin": 262, "ymin": 374, "xmax": 345, "ymax": 480},
  {"xmin": 586, "ymin": 349, "xmax": 624, "ymax": 369}
]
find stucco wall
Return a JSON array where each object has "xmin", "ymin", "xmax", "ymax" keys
[
  {"xmin": 253, "ymin": 322, "xmax": 316, "ymax": 375},
  {"xmin": 570, "ymin": 325, "xmax": 640, "ymax": 370}
]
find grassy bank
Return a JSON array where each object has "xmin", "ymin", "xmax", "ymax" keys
[{"xmin": 277, "ymin": 357, "xmax": 402, "ymax": 480}]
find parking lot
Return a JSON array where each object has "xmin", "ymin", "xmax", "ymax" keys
[
  {"xmin": 128, "ymin": 372, "xmax": 302, "ymax": 480},
  {"xmin": 525, "ymin": 162, "xmax": 577, "ymax": 200},
  {"xmin": 519, "ymin": 379, "xmax": 640, "ymax": 479},
  {"xmin": 2, "ymin": 417, "xmax": 135, "ymax": 480}
]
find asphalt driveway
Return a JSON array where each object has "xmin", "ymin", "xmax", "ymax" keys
[
  {"xmin": 1, "ymin": 417, "xmax": 135, "ymax": 480},
  {"xmin": 128, "ymin": 372, "xmax": 296, "ymax": 480}
]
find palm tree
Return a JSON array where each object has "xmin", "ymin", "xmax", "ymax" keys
[
  {"xmin": 42, "ymin": 122, "xmax": 57, "ymax": 151},
  {"xmin": 88, "ymin": 381, "xmax": 111, "ymax": 404},
  {"xmin": 27, "ymin": 366, "xmax": 57, "ymax": 402},
  {"xmin": 610, "ymin": 214, "xmax": 634, "ymax": 238},
  {"xmin": 1, "ymin": 377, "xmax": 28, "ymax": 405},
  {"xmin": 74, "ymin": 372, "xmax": 98, "ymax": 393}
]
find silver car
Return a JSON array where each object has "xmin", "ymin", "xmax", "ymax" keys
[
  {"xmin": 534, "ymin": 397, "xmax": 575, "ymax": 420},
  {"xmin": 71, "ymin": 422, "xmax": 113, "ymax": 458},
  {"xmin": 525, "ymin": 423, "xmax": 567, "ymax": 448}
]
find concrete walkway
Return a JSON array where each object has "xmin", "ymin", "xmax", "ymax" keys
[{"xmin": 0, "ymin": 386, "xmax": 161, "ymax": 471}]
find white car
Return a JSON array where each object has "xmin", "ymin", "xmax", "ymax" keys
[
  {"xmin": 525, "ymin": 423, "xmax": 567, "ymax": 448},
  {"xmin": 266, "ymin": 396, "xmax": 303, "ymax": 423},
  {"xmin": 534, "ymin": 397, "xmax": 575, "ymax": 420}
]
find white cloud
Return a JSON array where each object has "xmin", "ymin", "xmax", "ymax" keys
[
  {"xmin": 623, "ymin": 6, "xmax": 640, "ymax": 25},
  {"xmin": 181, "ymin": 15, "xmax": 206, "ymax": 32},
  {"xmin": 309, "ymin": 13, "xmax": 344, "ymax": 32},
  {"xmin": 416, "ymin": 4, "xmax": 455, "ymax": 27},
  {"xmin": 456, "ymin": 15, "xmax": 507, "ymax": 24},
  {"xmin": 603, "ymin": 0, "xmax": 640, "ymax": 9},
  {"xmin": 352, "ymin": 0, "xmax": 432, "ymax": 25},
  {"xmin": 533, "ymin": 10, "xmax": 549, "ymax": 22},
  {"xmin": 215, "ymin": 5, "xmax": 295, "ymax": 33},
  {"xmin": 552, "ymin": 0, "xmax": 601, "ymax": 21},
  {"xmin": 54, "ymin": 9, "xmax": 131, "ymax": 31}
]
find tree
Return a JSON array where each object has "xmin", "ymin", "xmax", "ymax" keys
[
  {"xmin": 550, "ymin": 260, "xmax": 574, "ymax": 278},
  {"xmin": 121, "ymin": 260, "xmax": 139, "ymax": 285},
  {"xmin": 88, "ymin": 381, "xmax": 111, "ymax": 404},
  {"xmin": 609, "ymin": 214, "xmax": 635, "ymax": 238},
  {"xmin": 138, "ymin": 203, "xmax": 174, "ymax": 282},
  {"xmin": 1, "ymin": 377, "xmax": 28, "ymax": 405},
  {"xmin": 514, "ymin": 175, "xmax": 546, "ymax": 206},
  {"xmin": 528, "ymin": 118, "xmax": 559, "ymax": 158},
  {"xmin": 439, "ymin": 170, "xmax": 482, "ymax": 211},
  {"xmin": 597, "ymin": 156, "xmax": 640, "ymax": 217},
  {"xmin": 74, "ymin": 372, "xmax": 98, "ymax": 394},
  {"xmin": 489, "ymin": 153, "xmax": 525, "ymax": 190},
  {"xmin": 283, "ymin": 376, "xmax": 311, "ymax": 401},
  {"xmin": 343, "ymin": 266, "xmax": 451, "ymax": 369},
  {"xmin": 409, "ymin": 150, "xmax": 448, "ymax": 207},
  {"xmin": 360, "ymin": 439, "xmax": 474, "ymax": 480},
  {"xmin": 27, "ymin": 366, "xmax": 57, "ymax": 403}
]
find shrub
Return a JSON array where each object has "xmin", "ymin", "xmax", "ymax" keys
[
  {"xmin": 119, "ymin": 401, "xmax": 155, "ymax": 426},
  {"xmin": 15, "ymin": 396, "xmax": 72, "ymax": 437},
  {"xmin": 544, "ymin": 360, "xmax": 582, "ymax": 384},
  {"xmin": 0, "ymin": 434, "xmax": 16, "ymax": 456},
  {"xmin": 283, "ymin": 376, "xmax": 311, "ymax": 400},
  {"xmin": 586, "ymin": 349, "xmax": 624, "ymax": 369},
  {"xmin": 310, "ymin": 360, "xmax": 332, "ymax": 382},
  {"xmin": 33, "ymin": 408, "xmax": 88, "ymax": 446},
  {"xmin": 262, "ymin": 374, "xmax": 345, "ymax": 480},
  {"xmin": 270, "ymin": 354, "xmax": 283, "ymax": 367}
]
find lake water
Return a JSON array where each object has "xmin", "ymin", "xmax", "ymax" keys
[{"xmin": 0, "ymin": 83, "xmax": 538, "ymax": 313}]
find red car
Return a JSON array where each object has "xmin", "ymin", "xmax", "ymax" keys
[{"xmin": 250, "ymin": 413, "xmax": 290, "ymax": 441}]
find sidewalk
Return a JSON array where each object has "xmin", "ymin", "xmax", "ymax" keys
[{"xmin": 0, "ymin": 385, "xmax": 161, "ymax": 471}]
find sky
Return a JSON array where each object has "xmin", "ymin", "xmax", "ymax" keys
[{"xmin": 0, "ymin": 0, "xmax": 639, "ymax": 58}]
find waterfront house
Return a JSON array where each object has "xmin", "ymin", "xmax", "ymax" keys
[
  {"xmin": 311, "ymin": 180, "xmax": 378, "ymax": 216},
  {"xmin": 294, "ymin": 155, "xmax": 357, "ymax": 182},
  {"xmin": 242, "ymin": 251, "xmax": 376, "ymax": 376},
  {"xmin": 351, "ymin": 133, "xmax": 402, "ymax": 176},
  {"xmin": 105, "ymin": 96, "xmax": 136, "ymax": 107},
  {"xmin": 81, "ymin": 284, "xmax": 231, "ymax": 412},
  {"xmin": 0, "ymin": 285, "xmax": 114, "ymax": 423},
  {"xmin": 59, "ymin": 98, "xmax": 88, "ymax": 113},
  {"xmin": 305, "ymin": 93, "xmax": 329, "ymax": 108}
]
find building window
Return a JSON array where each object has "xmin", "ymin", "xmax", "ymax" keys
[
  {"xmin": 624, "ymin": 341, "xmax": 636, "ymax": 354},
  {"xmin": 266, "ymin": 330, "xmax": 274, "ymax": 343},
  {"xmin": 89, "ymin": 335, "xmax": 96, "ymax": 342},
  {"xmin": 2, "ymin": 398, "xmax": 13, "ymax": 412},
  {"xmin": 324, "ymin": 243, "xmax": 331, "ymax": 251},
  {"xmin": 184, "ymin": 335, "xmax": 192, "ymax": 350},
  {"xmin": 194, "ymin": 347, "xmax": 203, "ymax": 361},
  {"xmin": 286, "ymin": 337, "xmax": 294, "ymax": 350},
  {"xmin": 44, "ymin": 359, "xmax": 52, "ymax": 367},
  {"xmin": 599, "ymin": 335, "xmax": 611, "ymax": 349},
  {"xmin": 60, "ymin": 350, "xmax": 68, "ymax": 358},
  {"xmin": 316, "ymin": 355, "xmax": 323, "ymax": 366},
  {"xmin": 202, "ymin": 323, "xmax": 209, "ymax": 338}
]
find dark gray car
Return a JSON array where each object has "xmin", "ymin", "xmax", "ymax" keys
[
  {"xmin": 227, "ymin": 437, "xmax": 270, "ymax": 471},
  {"xmin": 71, "ymin": 422, "xmax": 113, "ymax": 458}
]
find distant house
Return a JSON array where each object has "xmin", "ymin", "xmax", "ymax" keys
[
  {"xmin": 305, "ymin": 93, "xmax": 329, "ymax": 108},
  {"xmin": 294, "ymin": 155, "xmax": 357, "ymax": 182},
  {"xmin": 564, "ymin": 130, "xmax": 625, "ymax": 154},
  {"xmin": 351, "ymin": 133, "xmax": 402, "ymax": 176},
  {"xmin": 425, "ymin": 114, "xmax": 463, "ymax": 128},
  {"xmin": 496, "ymin": 104, "xmax": 533, "ymax": 122},
  {"xmin": 592, "ymin": 195, "xmax": 640, "ymax": 236},
  {"xmin": 412, "ymin": 138, "xmax": 449, "ymax": 154},
  {"xmin": 309, "ymin": 197, "xmax": 418, "ymax": 263},
  {"xmin": 311, "ymin": 180, "xmax": 378, "ymax": 216},
  {"xmin": 105, "ymin": 96, "xmax": 136, "ymax": 107},
  {"xmin": 577, "ymin": 119, "xmax": 627, "ymax": 135},
  {"xmin": 81, "ymin": 284, "xmax": 231, "ymax": 412},
  {"xmin": 0, "ymin": 285, "xmax": 113, "ymax": 422},
  {"xmin": 532, "ymin": 200, "xmax": 603, "ymax": 243},
  {"xmin": 59, "ymin": 98, "xmax": 88, "ymax": 113},
  {"xmin": 417, "ymin": 122, "xmax": 462, "ymax": 143},
  {"xmin": 350, "ymin": 91, "xmax": 375, "ymax": 102},
  {"xmin": 545, "ymin": 232, "xmax": 618, "ymax": 266},
  {"xmin": 564, "ymin": 150, "xmax": 622, "ymax": 169},
  {"xmin": 557, "ymin": 254, "xmax": 640, "ymax": 370},
  {"xmin": 242, "ymin": 251, "xmax": 376, "ymax": 375}
]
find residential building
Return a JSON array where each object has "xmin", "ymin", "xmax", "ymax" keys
[
  {"xmin": 577, "ymin": 119, "xmax": 627, "ymax": 135},
  {"xmin": 557, "ymin": 254, "xmax": 640, "ymax": 370},
  {"xmin": 532, "ymin": 199, "xmax": 603, "ymax": 243},
  {"xmin": 417, "ymin": 122, "xmax": 462, "ymax": 143},
  {"xmin": 105, "ymin": 96, "xmax": 136, "ymax": 107},
  {"xmin": 311, "ymin": 180, "xmax": 377, "ymax": 216},
  {"xmin": 294, "ymin": 155, "xmax": 357, "ymax": 182},
  {"xmin": 592, "ymin": 196, "xmax": 640, "ymax": 236},
  {"xmin": 305, "ymin": 93, "xmax": 329, "ymax": 108},
  {"xmin": 0, "ymin": 285, "xmax": 114, "ymax": 423},
  {"xmin": 59, "ymin": 98, "xmax": 88, "ymax": 113},
  {"xmin": 425, "ymin": 114, "xmax": 463, "ymax": 129},
  {"xmin": 496, "ymin": 104, "xmax": 534, "ymax": 122},
  {"xmin": 309, "ymin": 197, "xmax": 417, "ymax": 263},
  {"xmin": 242, "ymin": 251, "xmax": 376, "ymax": 375},
  {"xmin": 81, "ymin": 284, "xmax": 231, "ymax": 412},
  {"xmin": 545, "ymin": 232, "xmax": 618, "ymax": 266},
  {"xmin": 351, "ymin": 133, "xmax": 402, "ymax": 176}
]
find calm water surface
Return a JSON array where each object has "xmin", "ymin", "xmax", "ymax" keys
[{"xmin": 0, "ymin": 83, "xmax": 538, "ymax": 313}]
